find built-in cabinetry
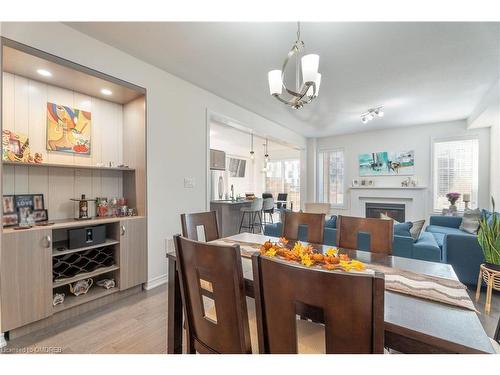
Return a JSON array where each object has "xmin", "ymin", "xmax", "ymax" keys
[{"xmin": 0, "ymin": 38, "xmax": 148, "ymax": 341}]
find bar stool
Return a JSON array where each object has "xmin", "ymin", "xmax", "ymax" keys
[
  {"xmin": 262, "ymin": 197, "xmax": 275, "ymax": 227},
  {"xmin": 239, "ymin": 198, "xmax": 263, "ymax": 234}
]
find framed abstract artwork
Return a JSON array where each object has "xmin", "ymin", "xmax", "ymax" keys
[
  {"xmin": 359, "ymin": 151, "xmax": 415, "ymax": 176},
  {"xmin": 46, "ymin": 102, "xmax": 91, "ymax": 155}
]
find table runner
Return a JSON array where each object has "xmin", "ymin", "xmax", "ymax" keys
[{"xmin": 210, "ymin": 238, "xmax": 476, "ymax": 312}]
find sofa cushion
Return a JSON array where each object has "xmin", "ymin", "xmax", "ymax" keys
[
  {"xmin": 430, "ymin": 232, "xmax": 446, "ymax": 248},
  {"xmin": 393, "ymin": 222, "xmax": 413, "ymax": 237},
  {"xmin": 426, "ymin": 225, "xmax": 470, "ymax": 236},
  {"xmin": 413, "ymin": 231, "xmax": 442, "ymax": 262},
  {"xmin": 324, "ymin": 215, "xmax": 337, "ymax": 228},
  {"xmin": 459, "ymin": 208, "xmax": 481, "ymax": 234}
]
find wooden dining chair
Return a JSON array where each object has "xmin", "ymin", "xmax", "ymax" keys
[
  {"xmin": 173, "ymin": 235, "xmax": 253, "ymax": 353},
  {"xmin": 180, "ymin": 211, "xmax": 220, "ymax": 242},
  {"xmin": 337, "ymin": 215, "xmax": 393, "ymax": 254},
  {"xmin": 252, "ymin": 253, "xmax": 385, "ymax": 353},
  {"xmin": 282, "ymin": 211, "xmax": 325, "ymax": 244}
]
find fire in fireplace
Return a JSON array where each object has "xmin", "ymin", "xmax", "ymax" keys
[{"xmin": 365, "ymin": 203, "xmax": 405, "ymax": 222}]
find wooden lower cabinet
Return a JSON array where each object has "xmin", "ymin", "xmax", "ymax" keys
[
  {"xmin": 119, "ymin": 218, "xmax": 147, "ymax": 290},
  {"xmin": 0, "ymin": 229, "xmax": 53, "ymax": 332}
]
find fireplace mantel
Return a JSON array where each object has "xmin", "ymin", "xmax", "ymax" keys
[
  {"xmin": 349, "ymin": 186, "xmax": 428, "ymax": 221},
  {"xmin": 350, "ymin": 186, "xmax": 427, "ymax": 190}
]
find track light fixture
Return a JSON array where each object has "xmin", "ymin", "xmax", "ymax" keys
[{"xmin": 361, "ymin": 106, "xmax": 384, "ymax": 124}]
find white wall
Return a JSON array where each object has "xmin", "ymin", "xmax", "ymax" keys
[
  {"xmin": 1, "ymin": 22, "xmax": 307, "ymax": 284},
  {"xmin": 308, "ymin": 120, "xmax": 491, "ymax": 218},
  {"xmin": 491, "ymin": 122, "xmax": 500, "ymax": 207}
]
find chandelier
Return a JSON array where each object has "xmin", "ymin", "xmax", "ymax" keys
[{"xmin": 267, "ymin": 22, "xmax": 321, "ymax": 109}]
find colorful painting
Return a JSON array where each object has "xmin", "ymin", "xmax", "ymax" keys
[
  {"xmin": 46, "ymin": 103, "xmax": 91, "ymax": 155},
  {"xmin": 358, "ymin": 150, "xmax": 415, "ymax": 176},
  {"xmin": 2, "ymin": 130, "xmax": 31, "ymax": 162}
]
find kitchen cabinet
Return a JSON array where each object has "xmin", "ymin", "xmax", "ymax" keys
[
  {"xmin": 0, "ymin": 229, "xmax": 53, "ymax": 331},
  {"xmin": 119, "ymin": 217, "xmax": 147, "ymax": 290}
]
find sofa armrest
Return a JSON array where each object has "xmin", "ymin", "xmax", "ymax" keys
[
  {"xmin": 443, "ymin": 233, "xmax": 484, "ymax": 286},
  {"xmin": 392, "ymin": 235, "xmax": 414, "ymax": 259},
  {"xmin": 263, "ymin": 223, "xmax": 282, "ymax": 238},
  {"xmin": 429, "ymin": 215, "xmax": 462, "ymax": 228}
]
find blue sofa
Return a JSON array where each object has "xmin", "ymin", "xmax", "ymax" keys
[
  {"xmin": 263, "ymin": 216, "xmax": 442, "ymax": 262},
  {"xmin": 426, "ymin": 216, "xmax": 484, "ymax": 286}
]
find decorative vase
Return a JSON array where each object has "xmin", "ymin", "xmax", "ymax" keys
[
  {"xmin": 448, "ymin": 204, "xmax": 457, "ymax": 214},
  {"xmin": 218, "ymin": 176, "xmax": 224, "ymax": 200}
]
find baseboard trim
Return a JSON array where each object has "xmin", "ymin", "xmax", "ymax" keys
[{"xmin": 144, "ymin": 274, "xmax": 167, "ymax": 290}]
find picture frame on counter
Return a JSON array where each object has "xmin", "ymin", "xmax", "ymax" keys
[
  {"xmin": 2, "ymin": 193, "xmax": 47, "ymax": 227},
  {"xmin": 352, "ymin": 179, "xmax": 359, "ymax": 187},
  {"xmin": 2, "ymin": 195, "xmax": 15, "ymax": 214}
]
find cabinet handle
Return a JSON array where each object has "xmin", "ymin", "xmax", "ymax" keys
[
  {"xmin": 121, "ymin": 225, "xmax": 126, "ymax": 236},
  {"xmin": 44, "ymin": 235, "xmax": 52, "ymax": 249}
]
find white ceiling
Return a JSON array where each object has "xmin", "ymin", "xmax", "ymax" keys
[
  {"xmin": 67, "ymin": 22, "xmax": 500, "ymax": 137},
  {"xmin": 210, "ymin": 121, "xmax": 299, "ymax": 158}
]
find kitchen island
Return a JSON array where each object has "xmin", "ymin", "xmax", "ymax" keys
[{"xmin": 210, "ymin": 199, "xmax": 259, "ymax": 237}]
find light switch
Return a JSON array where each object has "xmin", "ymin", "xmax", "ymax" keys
[{"xmin": 184, "ymin": 177, "xmax": 195, "ymax": 188}]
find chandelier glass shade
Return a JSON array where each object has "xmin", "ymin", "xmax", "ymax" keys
[{"xmin": 268, "ymin": 22, "xmax": 321, "ymax": 109}]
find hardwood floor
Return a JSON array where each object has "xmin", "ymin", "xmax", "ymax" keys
[
  {"xmin": 2, "ymin": 285, "xmax": 167, "ymax": 354},
  {"xmin": 1, "ymin": 283, "xmax": 498, "ymax": 354}
]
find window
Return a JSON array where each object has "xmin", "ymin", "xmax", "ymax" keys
[
  {"xmin": 433, "ymin": 138, "xmax": 479, "ymax": 211},
  {"xmin": 318, "ymin": 149, "xmax": 345, "ymax": 206},
  {"xmin": 265, "ymin": 159, "xmax": 300, "ymax": 209}
]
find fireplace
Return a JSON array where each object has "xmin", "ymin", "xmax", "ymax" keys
[{"xmin": 365, "ymin": 203, "xmax": 405, "ymax": 222}]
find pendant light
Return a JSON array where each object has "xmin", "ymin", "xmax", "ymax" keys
[
  {"xmin": 264, "ymin": 138, "xmax": 270, "ymax": 163},
  {"xmin": 249, "ymin": 133, "xmax": 255, "ymax": 160}
]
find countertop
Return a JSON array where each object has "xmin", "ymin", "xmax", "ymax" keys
[{"xmin": 210, "ymin": 199, "xmax": 252, "ymax": 205}]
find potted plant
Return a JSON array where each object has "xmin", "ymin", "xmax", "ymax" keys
[
  {"xmin": 477, "ymin": 197, "xmax": 500, "ymax": 271},
  {"xmin": 446, "ymin": 192, "xmax": 461, "ymax": 213}
]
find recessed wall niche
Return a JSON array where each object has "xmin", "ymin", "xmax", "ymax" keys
[{"xmin": 1, "ymin": 40, "xmax": 146, "ymax": 221}]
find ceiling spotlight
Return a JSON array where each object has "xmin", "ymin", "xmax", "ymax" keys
[
  {"xmin": 101, "ymin": 88, "xmax": 113, "ymax": 96},
  {"xmin": 37, "ymin": 69, "xmax": 52, "ymax": 77},
  {"xmin": 361, "ymin": 106, "xmax": 384, "ymax": 124}
]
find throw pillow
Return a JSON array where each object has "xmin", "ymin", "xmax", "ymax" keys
[
  {"xmin": 409, "ymin": 219, "xmax": 425, "ymax": 242},
  {"xmin": 460, "ymin": 208, "xmax": 481, "ymax": 234},
  {"xmin": 393, "ymin": 222, "xmax": 413, "ymax": 238},
  {"xmin": 325, "ymin": 215, "xmax": 337, "ymax": 228}
]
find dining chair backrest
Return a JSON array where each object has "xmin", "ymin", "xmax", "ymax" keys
[
  {"xmin": 252, "ymin": 253, "xmax": 385, "ymax": 353},
  {"xmin": 262, "ymin": 198, "xmax": 274, "ymax": 212},
  {"xmin": 262, "ymin": 193, "xmax": 273, "ymax": 199},
  {"xmin": 173, "ymin": 235, "xmax": 252, "ymax": 354},
  {"xmin": 277, "ymin": 193, "xmax": 288, "ymax": 202},
  {"xmin": 181, "ymin": 211, "xmax": 220, "ymax": 242},
  {"xmin": 249, "ymin": 198, "xmax": 263, "ymax": 211},
  {"xmin": 337, "ymin": 215, "xmax": 393, "ymax": 254},
  {"xmin": 282, "ymin": 211, "xmax": 325, "ymax": 244},
  {"xmin": 304, "ymin": 202, "xmax": 331, "ymax": 215}
]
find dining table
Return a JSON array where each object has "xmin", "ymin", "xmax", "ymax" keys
[{"xmin": 166, "ymin": 232, "xmax": 495, "ymax": 354}]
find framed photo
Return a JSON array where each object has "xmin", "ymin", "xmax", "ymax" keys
[
  {"xmin": 2, "ymin": 213, "xmax": 19, "ymax": 227},
  {"xmin": 3, "ymin": 195, "xmax": 15, "ymax": 214},
  {"xmin": 33, "ymin": 194, "xmax": 45, "ymax": 210},
  {"xmin": 33, "ymin": 209, "xmax": 48, "ymax": 222},
  {"xmin": 352, "ymin": 179, "xmax": 359, "ymax": 187},
  {"xmin": 18, "ymin": 206, "xmax": 32, "ymax": 224},
  {"xmin": 15, "ymin": 195, "xmax": 34, "ymax": 211}
]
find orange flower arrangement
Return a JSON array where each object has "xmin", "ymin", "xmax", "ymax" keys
[{"xmin": 259, "ymin": 239, "xmax": 365, "ymax": 272}]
